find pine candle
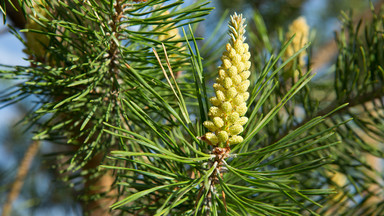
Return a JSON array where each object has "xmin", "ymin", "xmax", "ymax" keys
[
  {"xmin": 203, "ymin": 13, "xmax": 251, "ymax": 147},
  {"xmin": 283, "ymin": 16, "xmax": 309, "ymax": 77}
]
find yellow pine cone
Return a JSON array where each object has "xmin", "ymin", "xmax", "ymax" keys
[
  {"xmin": 283, "ymin": 16, "xmax": 309, "ymax": 78},
  {"xmin": 203, "ymin": 13, "xmax": 250, "ymax": 147}
]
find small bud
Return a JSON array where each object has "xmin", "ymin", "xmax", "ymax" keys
[
  {"xmin": 217, "ymin": 131, "xmax": 229, "ymax": 142},
  {"xmin": 238, "ymin": 117, "xmax": 248, "ymax": 125},
  {"xmin": 209, "ymin": 106, "xmax": 222, "ymax": 117},
  {"xmin": 223, "ymin": 58, "xmax": 231, "ymax": 69},
  {"xmin": 234, "ymin": 40, "xmax": 243, "ymax": 51},
  {"xmin": 229, "ymin": 48, "xmax": 237, "ymax": 58},
  {"xmin": 242, "ymin": 52, "xmax": 251, "ymax": 61},
  {"xmin": 228, "ymin": 66, "xmax": 238, "ymax": 77},
  {"xmin": 236, "ymin": 103, "xmax": 247, "ymax": 116},
  {"xmin": 210, "ymin": 97, "xmax": 221, "ymax": 106},
  {"xmin": 221, "ymin": 101, "xmax": 232, "ymax": 113},
  {"xmin": 229, "ymin": 124, "xmax": 243, "ymax": 135},
  {"xmin": 243, "ymin": 43, "xmax": 249, "ymax": 52},
  {"xmin": 245, "ymin": 61, "xmax": 251, "ymax": 70},
  {"xmin": 236, "ymin": 80, "xmax": 250, "ymax": 93},
  {"xmin": 226, "ymin": 87, "xmax": 237, "ymax": 99},
  {"xmin": 213, "ymin": 117, "xmax": 224, "ymax": 128},
  {"xmin": 213, "ymin": 83, "xmax": 225, "ymax": 92},
  {"xmin": 237, "ymin": 62, "xmax": 245, "ymax": 72},
  {"xmin": 224, "ymin": 77, "xmax": 233, "ymax": 89},
  {"xmin": 241, "ymin": 92, "xmax": 250, "ymax": 101},
  {"xmin": 229, "ymin": 135, "xmax": 243, "ymax": 145},
  {"xmin": 233, "ymin": 94, "xmax": 244, "ymax": 106},
  {"xmin": 227, "ymin": 112, "xmax": 240, "ymax": 123},
  {"xmin": 232, "ymin": 75, "xmax": 242, "ymax": 85},
  {"xmin": 206, "ymin": 132, "xmax": 219, "ymax": 145},
  {"xmin": 236, "ymin": 43, "xmax": 245, "ymax": 54},
  {"xmin": 216, "ymin": 90, "xmax": 225, "ymax": 101},
  {"xmin": 219, "ymin": 69, "xmax": 227, "ymax": 79},
  {"xmin": 203, "ymin": 121, "xmax": 218, "ymax": 131},
  {"xmin": 216, "ymin": 77, "xmax": 224, "ymax": 84},
  {"xmin": 233, "ymin": 54, "xmax": 242, "ymax": 65},
  {"xmin": 240, "ymin": 71, "xmax": 250, "ymax": 80},
  {"xmin": 226, "ymin": 43, "xmax": 232, "ymax": 52}
]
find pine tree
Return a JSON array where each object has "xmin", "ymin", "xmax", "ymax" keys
[{"xmin": 1, "ymin": 1, "xmax": 384, "ymax": 215}]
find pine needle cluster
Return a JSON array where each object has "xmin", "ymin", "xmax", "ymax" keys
[{"xmin": 1, "ymin": 1, "xmax": 384, "ymax": 215}]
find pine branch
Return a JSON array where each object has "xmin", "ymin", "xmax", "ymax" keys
[
  {"xmin": 311, "ymin": 0, "xmax": 384, "ymax": 73},
  {"xmin": 3, "ymin": 0, "xmax": 384, "ymax": 215},
  {"xmin": 274, "ymin": 87, "xmax": 384, "ymax": 144},
  {"xmin": 1, "ymin": 0, "xmax": 213, "ymax": 215}
]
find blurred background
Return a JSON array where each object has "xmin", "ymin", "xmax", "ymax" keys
[{"xmin": 0, "ymin": 0, "xmax": 379, "ymax": 215}]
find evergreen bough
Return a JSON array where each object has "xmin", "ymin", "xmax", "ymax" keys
[{"xmin": 1, "ymin": 1, "xmax": 384, "ymax": 215}]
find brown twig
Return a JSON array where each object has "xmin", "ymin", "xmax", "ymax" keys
[
  {"xmin": 2, "ymin": 141, "xmax": 40, "ymax": 216},
  {"xmin": 79, "ymin": 1, "xmax": 127, "ymax": 215}
]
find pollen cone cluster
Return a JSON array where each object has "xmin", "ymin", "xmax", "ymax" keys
[
  {"xmin": 203, "ymin": 13, "xmax": 251, "ymax": 147},
  {"xmin": 283, "ymin": 16, "xmax": 309, "ymax": 76}
]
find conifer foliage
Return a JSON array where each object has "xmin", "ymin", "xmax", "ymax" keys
[{"xmin": 1, "ymin": 0, "xmax": 384, "ymax": 215}]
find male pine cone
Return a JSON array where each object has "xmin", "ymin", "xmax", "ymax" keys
[
  {"xmin": 283, "ymin": 16, "xmax": 309, "ymax": 79},
  {"xmin": 203, "ymin": 13, "xmax": 251, "ymax": 147}
]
